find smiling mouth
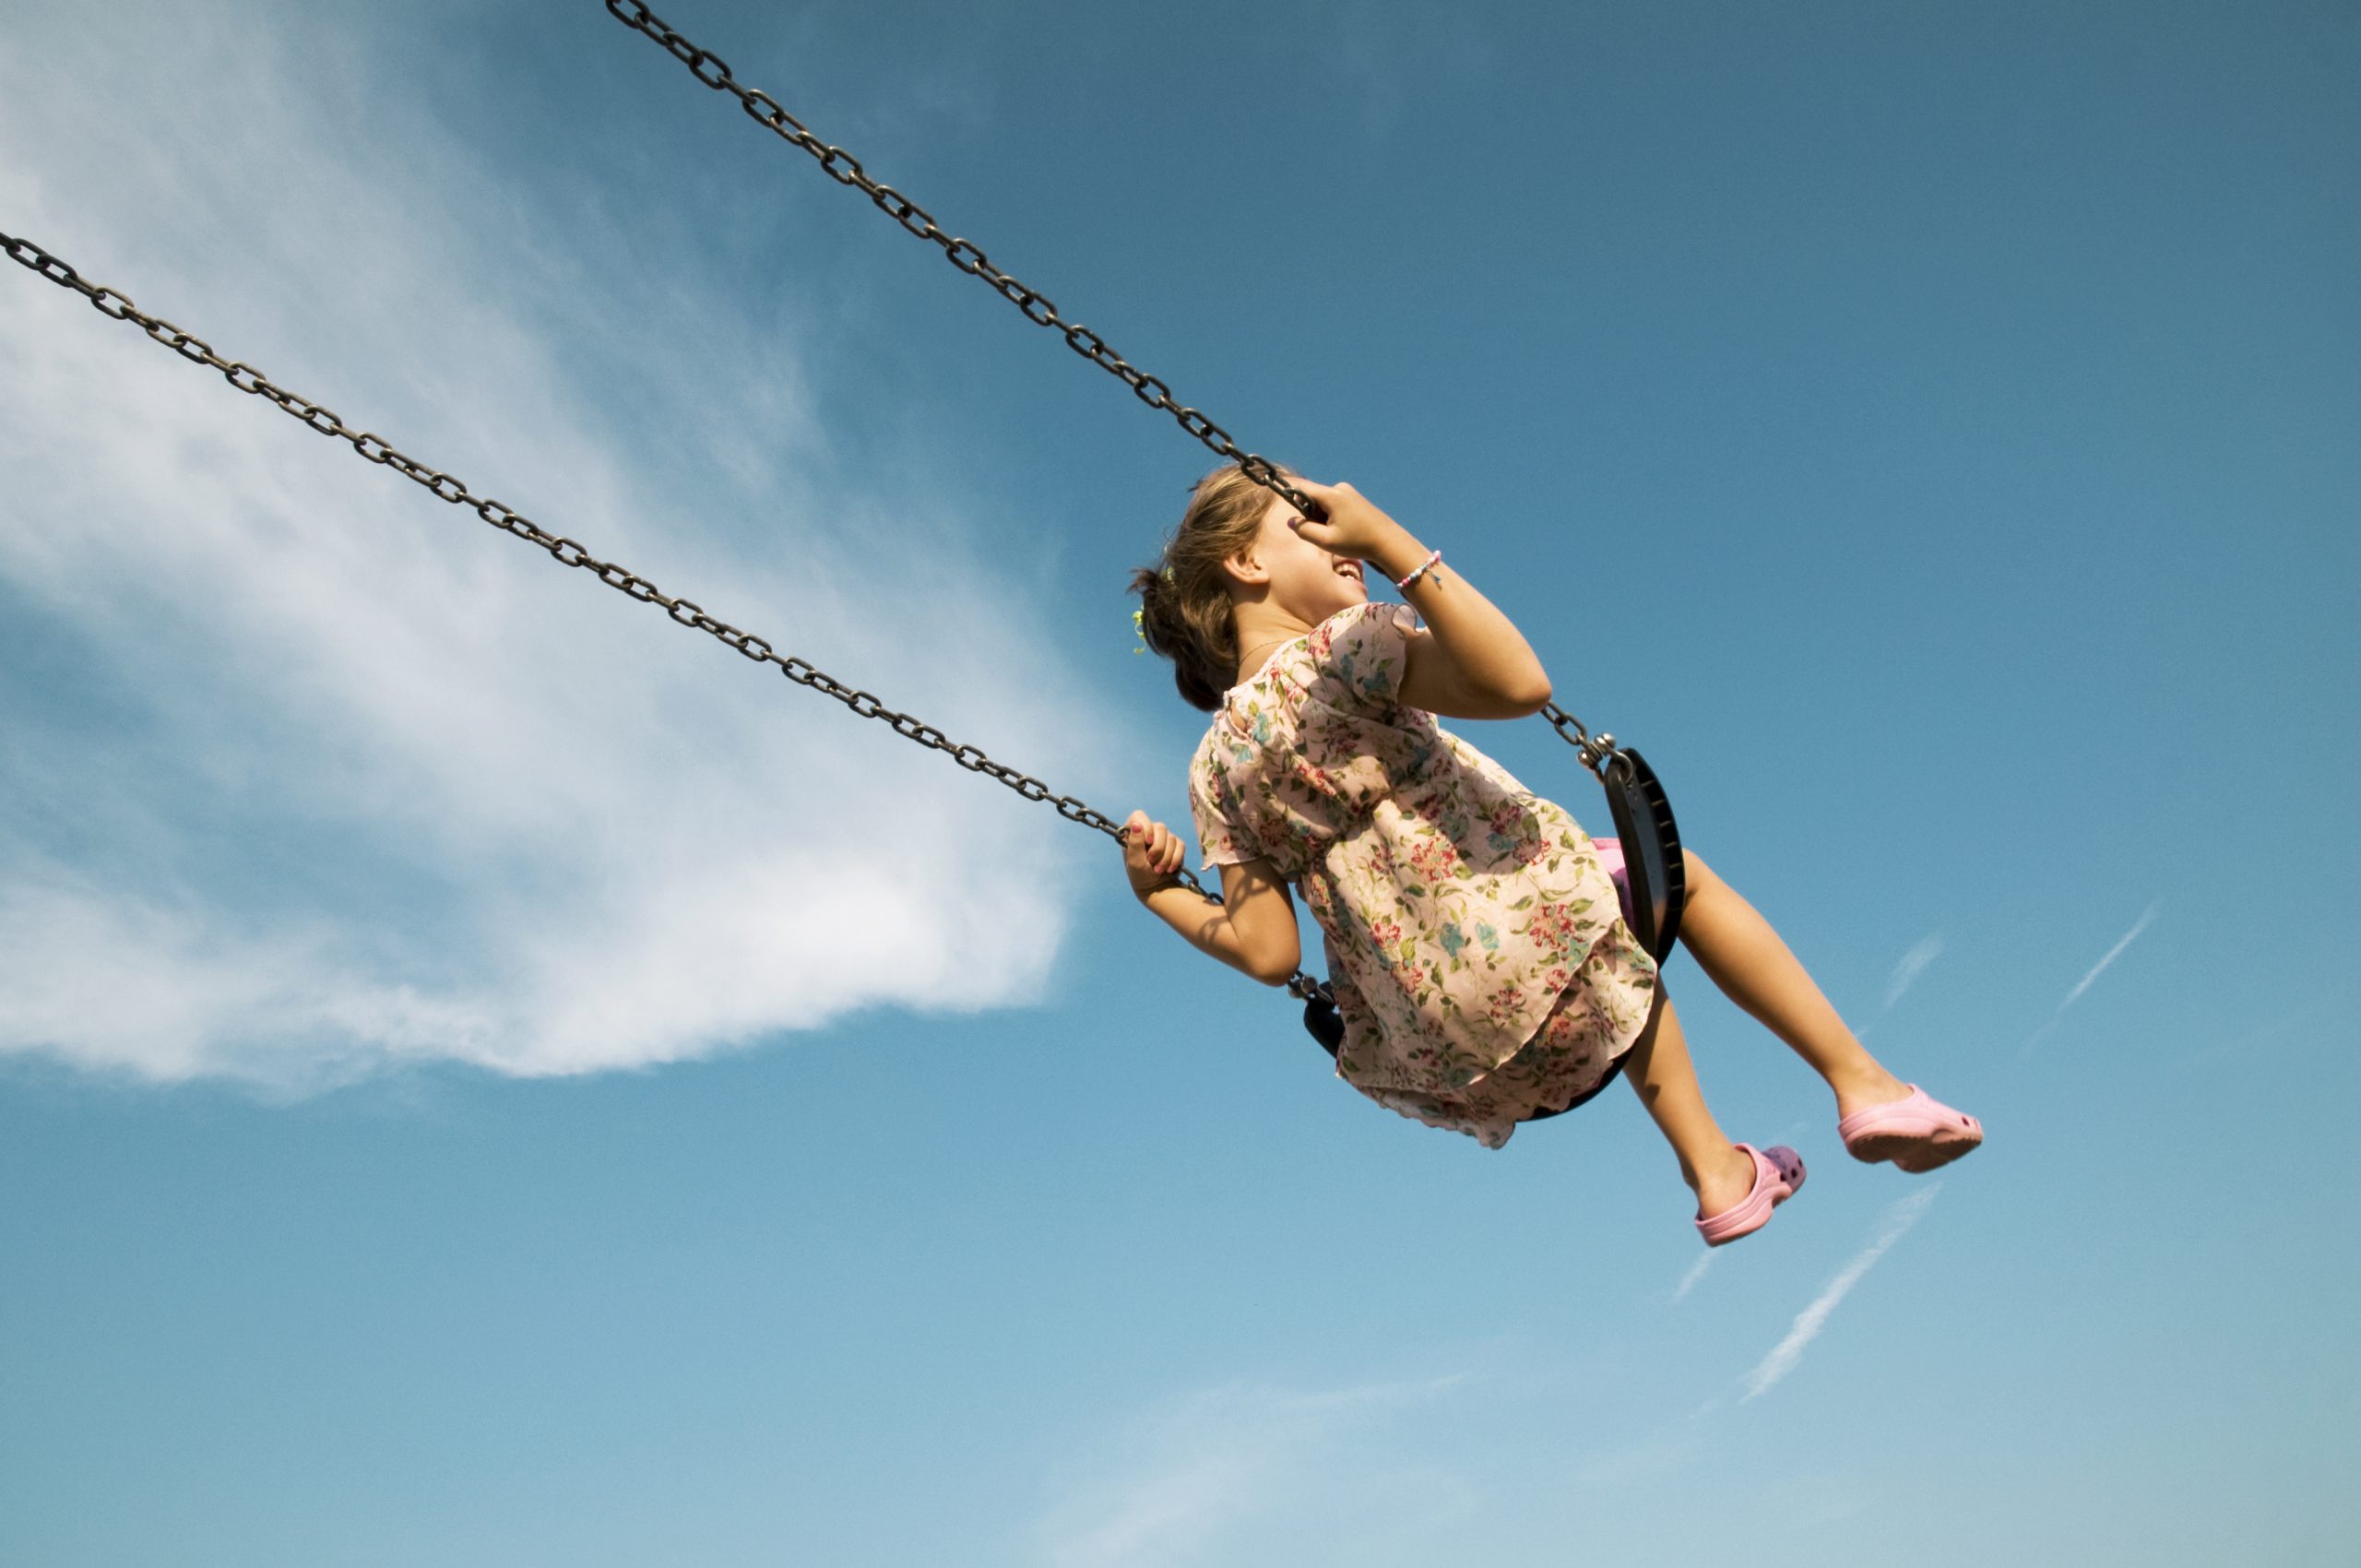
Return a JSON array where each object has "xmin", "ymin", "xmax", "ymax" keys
[{"xmin": 1334, "ymin": 564, "xmax": 1362, "ymax": 584}]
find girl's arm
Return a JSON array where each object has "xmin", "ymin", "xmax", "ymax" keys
[
  {"xmin": 1136, "ymin": 858, "xmax": 1300, "ymax": 985},
  {"xmin": 1123, "ymin": 813, "xmax": 1300, "ymax": 984},
  {"xmin": 1288, "ymin": 480, "xmax": 1552, "ymax": 719}
]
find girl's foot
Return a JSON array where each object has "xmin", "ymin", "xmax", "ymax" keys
[
  {"xmin": 1692, "ymin": 1144, "xmax": 1761, "ymax": 1220},
  {"xmin": 1695, "ymin": 1144, "xmax": 1807, "ymax": 1247},
  {"xmin": 1837, "ymin": 1085, "xmax": 1983, "ymax": 1172},
  {"xmin": 1830, "ymin": 1065, "xmax": 1912, "ymax": 1123}
]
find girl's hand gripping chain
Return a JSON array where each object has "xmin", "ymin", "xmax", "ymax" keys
[
  {"xmin": 1281, "ymin": 479, "xmax": 1413, "ymax": 571},
  {"xmin": 1121, "ymin": 809, "xmax": 1187, "ymax": 899}
]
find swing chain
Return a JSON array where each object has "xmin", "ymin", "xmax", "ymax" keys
[
  {"xmin": 621, "ymin": 0, "xmax": 1605, "ymax": 1005},
  {"xmin": 601, "ymin": 0, "xmax": 1319, "ymax": 523},
  {"xmin": 0, "ymin": 227, "xmax": 1265, "ymax": 932},
  {"xmin": 608, "ymin": 0, "xmax": 1617, "ymax": 763},
  {"xmin": 1541, "ymin": 700, "xmax": 1619, "ymax": 775}
]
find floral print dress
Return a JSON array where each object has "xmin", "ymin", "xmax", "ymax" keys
[{"xmin": 1189, "ymin": 600, "xmax": 1660, "ymax": 1147}]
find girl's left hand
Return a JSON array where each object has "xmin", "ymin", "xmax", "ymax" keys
[
  {"xmin": 1282, "ymin": 478, "xmax": 1411, "ymax": 566},
  {"xmin": 1121, "ymin": 809, "xmax": 1186, "ymax": 898}
]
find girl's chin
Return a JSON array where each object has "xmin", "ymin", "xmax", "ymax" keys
[{"xmin": 1304, "ymin": 583, "xmax": 1367, "ymax": 619}]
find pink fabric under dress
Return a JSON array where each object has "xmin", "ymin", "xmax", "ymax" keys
[{"xmin": 1188, "ymin": 600, "xmax": 1661, "ymax": 1147}]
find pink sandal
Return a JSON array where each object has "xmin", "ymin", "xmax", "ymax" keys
[
  {"xmin": 1695, "ymin": 1143, "xmax": 1806, "ymax": 1247},
  {"xmin": 1838, "ymin": 1086, "xmax": 1983, "ymax": 1172}
]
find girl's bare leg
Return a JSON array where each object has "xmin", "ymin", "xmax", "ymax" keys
[
  {"xmin": 1621, "ymin": 988, "xmax": 1760, "ymax": 1219},
  {"xmin": 1675, "ymin": 851, "xmax": 1909, "ymax": 1120}
]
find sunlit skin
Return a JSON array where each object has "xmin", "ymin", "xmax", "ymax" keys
[
  {"xmin": 1121, "ymin": 479, "xmax": 1924, "ymax": 1227},
  {"xmin": 1221, "ymin": 486, "xmax": 1374, "ymax": 690}
]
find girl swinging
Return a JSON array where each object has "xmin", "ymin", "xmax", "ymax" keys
[{"xmin": 1122, "ymin": 466, "xmax": 1980, "ymax": 1245}]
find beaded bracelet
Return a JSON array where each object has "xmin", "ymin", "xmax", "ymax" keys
[{"xmin": 1393, "ymin": 549, "xmax": 1443, "ymax": 592}]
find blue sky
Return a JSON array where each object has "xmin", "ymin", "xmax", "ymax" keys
[{"xmin": 2, "ymin": 0, "xmax": 2355, "ymax": 1562}]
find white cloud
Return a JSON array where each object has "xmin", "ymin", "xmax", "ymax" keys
[
  {"xmin": 1035, "ymin": 1375, "xmax": 1469, "ymax": 1568},
  {"xmin": 1671, "ymin": 1248, "xmax": 1715, "ymax": 1303},
  {"xmin": 0, "ymin": 866, "xmax": 495, "ymax": 1088},
  {"xmin": 2023, "ymin": 902, "xmax": 2161, "ymax": 1053},
  {"xmin": 0, "ymin": 1, "xmax": 1132, "ymax": 1085},
  {"xmin": 2058, "ymin": 903, "xmax": 2159, "ymax": 1010},
  {"xmin": 1741, "ymin": 1185, "xmax": 1939, "ymax": 1402},
  {"xmin": 1882, "ymin": 932, "xmax": 1943, "ymax": 1010},
  {"xmin": 1571, "ymin": 1431, "xmax": 1700, "ymax": 1491}
]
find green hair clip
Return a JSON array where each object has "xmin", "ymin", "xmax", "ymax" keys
[{"xmin": 1132, "ymin": 565, "xmax": 1175, "ymax": 655}]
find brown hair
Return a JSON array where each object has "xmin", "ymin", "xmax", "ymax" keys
[{"xmin": 1129, "ymin": 461, "xmax": 1294, "ymax": 712}]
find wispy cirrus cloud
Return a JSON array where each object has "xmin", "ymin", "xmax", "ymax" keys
[
  {"xmin": 1035, "ymin": 1373, "xmax": 1472, "ymax": 1568},
  {"xmin": 1741, "ymin": 1186, "xmax": 1940, "ymax": 1402},
  {"xmin": 2023, "ymin": 903, "xmax": 2161, "ymax": 1054},
  {"xmin": 0, "ymin": 0, "xmax": 1125, "ymax": 1086},
  {"xmin": 1883, "ymin": 933, "xmax": 1944, "ymax": 1010},
  {"xmin": 1860, "ymin": 932, "xmax": 1942, "ymax": 1044},
  {"xmin": 1671, "ymin": 1249, "xmax": 1715, "ymax": 1304}
]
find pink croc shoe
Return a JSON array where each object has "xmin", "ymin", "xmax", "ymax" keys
[
  {"xmin": 1695, "ymin": 1144, "xmax": 1807, "ymax": 1247},
  {"xmin": 1838, "ymin": 1086, "xmax": 1983, "ymax": 1173}
]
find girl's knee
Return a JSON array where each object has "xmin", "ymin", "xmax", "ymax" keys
[{"xmin": 1681, "ymin": 848, "xmax": 1717, "ymax": 890}]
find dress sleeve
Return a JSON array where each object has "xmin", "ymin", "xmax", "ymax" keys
[
  {"xmin": 1188, "ymin": 746, "xmax": 1251, "ymax": 873},
  {"xmin": 1306, "ymin": 600, "xmax": 1418, "ymax": 720}
]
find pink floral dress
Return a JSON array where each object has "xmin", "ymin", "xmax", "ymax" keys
[{"xmin": 1189, "ymin": 600, "xmax": 1660, "ymax": 1147}]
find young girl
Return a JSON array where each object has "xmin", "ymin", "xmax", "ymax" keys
[{"xmin": 1123, "ymin": 465, "xmax": 1981, "ymax": 1245}]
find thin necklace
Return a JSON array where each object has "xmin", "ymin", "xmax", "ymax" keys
[{"xmin": 1234, "ymin": 630, "xmax": 1302, "ymax": 683}]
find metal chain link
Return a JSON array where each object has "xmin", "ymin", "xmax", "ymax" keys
[
  {"xmin": 601, "ymin": 0, "xmax": 1321, "ymax": 519},
  {"xmin": 1541, "ymin": 705, "xmax": 1619, "ymax": 776},
  {"xmin": 0, "ymin": 229, "xmax": 1332, "ymax": 992},
  {"xmin": 603, "ymin": 0, "xmax": 1619, "ymax": 787}
]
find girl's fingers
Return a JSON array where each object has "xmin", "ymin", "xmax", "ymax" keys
[
  {"xmin": 1292, "ymin": 478, "xmax": 1348, "ymax": 521},
  {"xmin": 1126, "ymin": 817, "xmax": 1176, "ymax": 868},
  {"xmin": 1120, "ymin": 815, "xmax": 1191, "ymax": 879}
]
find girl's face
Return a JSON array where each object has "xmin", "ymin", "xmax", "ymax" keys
[{"xmin": 1228, "ymin": 489, "xmax": 1369, "ymax": 625}]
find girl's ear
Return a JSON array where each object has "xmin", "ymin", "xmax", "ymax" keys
[{"xmin": 1220, "ymin": 544, "xmax": 1264, "ymax": 588}]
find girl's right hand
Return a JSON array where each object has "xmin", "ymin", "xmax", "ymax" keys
[
  {"xmin": 1284, "ymin": 479, "xmax": 1410, "ymax": 565},
  {"xmin": 1121, "ymin": 809, "xmax": 1186, "ymax": 898}
]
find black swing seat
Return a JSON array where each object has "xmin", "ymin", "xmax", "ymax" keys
[
  {"xmin": 1300, "ymin": 744, "xmax": 1685, "ymax": 1071},
  {"xmin": 1600, "ymin": 746, "xmax": 1686, "ymax": 966}
]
